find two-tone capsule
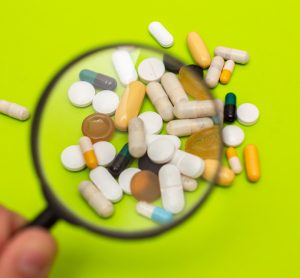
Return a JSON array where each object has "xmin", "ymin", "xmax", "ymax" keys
[
  {"xmin": 226, "ymin": 147, "xmax": 242, "ymax": 174},
  {"xmin": 136, "ymin": 201, "xmax": 173, "ymax": 224},
  {"xmin": 220, "ymin": 60, "xmax": 235, "ymax": 84},
  {"xmin": 224, "ymin": 92, "xmax": 237, "ymax": 123},
  {"xmin": 79, "ymin": 136, "xmax": 98, "ymax": 169},
  {"xmin": 79, "ymin": 69, "xmax": 117, "ymax": 90}
]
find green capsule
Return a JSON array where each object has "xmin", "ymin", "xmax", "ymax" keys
[
  {"xmin": 224, "ymin": 92, "xmax": 237, "ymax": 123},
  {"xmin": 80, "ymin": 69, "xmax": 117, "ymax": 90}
]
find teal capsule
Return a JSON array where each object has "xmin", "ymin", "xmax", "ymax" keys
[
  {"xmin": 224, "ymin": 92, "xmax": 237, "ymax": 123},
  {"xmin": 80, "ymin": 69, "xmax": 117, "ymax": 90}
]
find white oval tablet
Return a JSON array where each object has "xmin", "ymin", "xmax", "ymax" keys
[
  {"xmin": 112, "ymin": 50, "xmax": 138, "ymax": 86},
  {"xmin": 237, "ymin": 103, "xmax": 259, "ymax": 126},
  {"xmin": 147, "ymin": 138, "xmax": 176, "ymax": 164},
  {"xmin": 118, "ymin": 168, "xmax": 141, "ymax": 194},
  {"xmin": 148, "ymin": 21, "xmax": 174, "ymax": 48},
  {"xmin": 92, "ymin": 90, "xmax": 119, "ymax": 116},
  {"xmin": 61, "ymin": 145, "xmax": 85, "ymax": 171},
  {"xmin": 138, "ymin": 58, "xmax": 165, "ymax": 83},
  {"xmin": 146, "ymin": 134, "xmax": 181, "ymax": 149},
  {"xmin": 138, "ymin": 111, "xmax": 163, "ymax": 134},
  {"xmin": 222, "ymin": 125, "xmax": 245, "ymax": 147},
  {"xmin": 93, "ymin": 141, "xmax": 116, "ymax": 167},
  {"xmin": 68, "ymin": 81, "xmax": 95, "ymax": 107}
]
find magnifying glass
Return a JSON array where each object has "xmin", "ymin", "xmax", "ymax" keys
[{"xmin": 28, "ymin": 43, "xmax": 223, "ymax": 239}]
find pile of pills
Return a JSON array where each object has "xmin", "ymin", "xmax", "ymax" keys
[{"xmin": 57, "ymin": 21, "xmax": 261, "ymax": 224}]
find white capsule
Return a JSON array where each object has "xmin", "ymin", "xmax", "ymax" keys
[
  {"xmin": 128, "ymin": 117, "xmax": 147, "ymax": 158},
  {"xmin": 167, "ymin": 118, "xmax": 214, "ymax": 137},
  {"xmin": 214, "ymin": 46, "xmax": 249, "ymax": 64},
  {"xmin": 79, "ymin": 181, "xmax": 114, "ymax": 218},
  {"xmin": 90, "ymin": 166, "xmax": 123, "ymax": 202},
  {"xmin": 205, "ymin": 56, "xmax": 224, "ymax": 88},
  {"xmin": 146, "ymin": 134, "xmax": 181, "ymax": 149},
  {"xmin": 0, "ymin": 100, "xmax": 30, "ymax": 121},
  {"xmin": 170, "ymin": 150, "xmax": 205, "ymax": 178},
  {"xmin": 112, "ymin": 50, "xmax": 138, "ymax": 86},
  {"xmin": 173, "ymin": 100, "xmax": 216, "ymax": 119},
  {"xmin": 148, "ymin": 21, "xmax": 174, "ymax": 48},
  {"xmin": 147, "ymin": 138, "xmax": 176, "ymax": 164},
  {"xmin": 146, "ymin": 82, "xmax": 174, "ymax": 121},
  {"xmin": 181, "ymin": 175, "xmax": 198, "ymax": 191},
  {"xmin": 161, "ymin": 72, "xmax": 188, "ymax": 105},
  {"xmin": 159, "ymin": 164, "xmax": 185, "ymax": 214}
]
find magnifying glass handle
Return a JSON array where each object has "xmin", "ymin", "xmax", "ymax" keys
[{"xmin": 26, "ymin": 207, "xmax": 59, "ymax": 230}]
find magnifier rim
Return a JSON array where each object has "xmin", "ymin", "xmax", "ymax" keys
[{"xmin": 31, "ymin": 42, "xmax": 222, "ymax": 239}]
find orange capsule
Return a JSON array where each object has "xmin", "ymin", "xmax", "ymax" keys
[
  {"xmin": 79, "ymin": 136, "xmax": 98, "ymax": 169},
  {"xmin": 244, "ymin": 144, "xmax": 260, "ymax": 182}
]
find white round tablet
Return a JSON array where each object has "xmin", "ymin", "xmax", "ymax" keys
[
  {"xmin": 118, "ymin": 168, "xmax": 141, "ymax": 194},
  {"xmin": 68, "ymin": 81, "xmax": 95, "ymax": 107},
  {"xmin": 146, "ymin": 134, "xmax": 181, "ymax": 149},
  {"xmin": 92, "ymin": 90, "xmax": 119, "ymax": 116},
  {"xmin": 147, "ymin": 138, "xmax": 176, "ymax": 164},
  {"xmin": 137, "ymin": 58, "xmax": 165, "ymax": 83},
  {"xmin": 237, "ymin": 103, "xmax": 259, "ymax": 126},
  {"xmin": 138, "ymin": 111, "xmax": 163, "ymax": 134},
  {"xmin": 61, "ymin": 145, "xmax": 85, "ymax": 171},
  {"xmin": 93, "ymin": 141, "xmax": 116, "ymax": 167},
  {"xmin": 222, "ymin": 125, "xmax": 245, "ymax": 147}
]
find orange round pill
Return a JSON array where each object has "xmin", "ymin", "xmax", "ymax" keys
[{"xmin": 130, "ymin": 170, "xmax": 161, "ymax": 202}]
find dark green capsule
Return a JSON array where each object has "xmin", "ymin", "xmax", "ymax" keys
[
  {"xmin": 80, "ymin": 69, "xmax": 117, "ymax": 91},
  {"xmin": 108, "ymin": 143, "xmax": 133, "ymax": 177},
  {"xmin": 224, "ymin": 92, "xmax": 237, "ymax": 123},
  {"xmin": 163, "ymin": 54, "xmax": 185, "ymax": 74}
]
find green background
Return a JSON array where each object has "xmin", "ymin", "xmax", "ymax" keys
[{"xmin": 0, "ymin": 0, "xmax": 299, "ymax": 277}]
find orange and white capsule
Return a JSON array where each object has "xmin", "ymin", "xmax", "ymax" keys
[
  {"xmin": 244, "ymin": 144, "xmax": 260, "ymax": 182},
  {"xmin": 79, "ymin": 136, "xmax": 98, "ymax": 169},
  {"xmin": 220, "ymin": 60, "xmax": 235, "ymax": 84},
  {"xmin": 226, "ymin": 147, "xmax": 242, "ymax": 174}
]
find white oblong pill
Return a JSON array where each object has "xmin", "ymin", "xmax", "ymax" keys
[
  {"xmin": 112, "ymin": 50, "xmax": 138, "ymax": 86},
  {"xmin": 90, "ymin": 166, "xmax": 123, "ymax": 202},
  {"xmin": 237, "ymin": 103, "xmax": 259, "ymax": 126},
  {"xmin": 147, "ymin": 138, "xmax": 176, "ymax": 164},
  {"xmin": 138, "ymin": 58, "xmax": 165, "ymax": 83},
  {"xmin": 93, "ymin": 141, "xmax": 116, "ymax": 167},
  {"xmin": 138, "ymin": 111, "xmax": 163, "ymax": 134},
  {"xmin": 61, "ymin": 145, "xmax": 85, "ymax": 171},
  {"xmin": 159, "ymin": 164, "xmax": 185, "ymax": 214},
  {"xmin": 92, "ymin": 90, "xmax": 119, "ymax": 116},
  {"xmin": 146, "ymin": 134, "xmax": 181, "ymax": 149},
  {"xmin": 214, "ymin": 46, "xmax": 249, "ymax": 64},
  {"xmin": 148, "ymin": 21, "xmax": 174, "ymax": 48},
  {"xmin": 222, "ymin": 125, "xmax": 245, "ymax": 147},
  {"xmin": 118, "ymin": 168, "xmax": 141, "ymax": 194},
  {"xmin": 68, "ymin": 81, "xmax": 95, "ymax": 107},
  {"xmin": 205, "ymin": 56, "xmax": 224, "ymax": 88}
]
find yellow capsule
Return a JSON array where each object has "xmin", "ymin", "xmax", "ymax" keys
[
  {"xmin": 244, "ymin": 144, "xmax": 260, "ymax": 182},
  {"xmin": 114, "ymin": 81, "xmax": 145, "ymax": 131},
  {"xmin": 226, "ymin": 147, "xmax": 242, "ymax": 174},
  {"xmin": 220, "ymin": 60, "xmax": 235, "ymax": 84},
  {"xmin": 187, "ymin": 32, "xmax": 211, "ymax": 69},
  {"xmin": 203, "ymin": 159, "xmax": 235, "ymax": 186},
  {"xmin": 79, "ymin": 136, "xmax": 98, "ymax": 169}
]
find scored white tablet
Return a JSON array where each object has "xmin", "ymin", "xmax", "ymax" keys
[
  {"xmin": 138, "ymin": 111, "xmax": 163, "ymax": 134},
  {"xmin": 147, "ymin": 138, "xmax": 176, "ymax": 164}
]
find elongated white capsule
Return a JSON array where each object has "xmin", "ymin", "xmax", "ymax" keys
[
  {"xmin": 90, "ymin": 166, "xmax": 123, "ymax": 202},
  {"xmin": 205, "ymin": 56, "xmax": 224, "ymax": 88},
  {"xmin": 0, "ymin": 100, "xmax": 30, "ymax": 121},
  {"xmin": 136, "ymin": 201, "xmax": 173, "ymax": 224},
  {"xmin": 181, "ymin": 175, "xmax": 198, "ymax": 191},
  {"xmin": 173, "ymin": 100, "xmax": 216, "ymax": 119},
  {"xmin": 220, "ymin": 60, "xmax": 235, "ymax": 84},
  {"xmin": 159, "ymin": 164, "xmax": 185, "ymax": 214},
  {"xmin": 166, "ymin": 118, "xmax": 213, "ymax": 137},
  {"xmin": 214, "ymin": 47, "xmax": 249, "ymax": 64},
  {"xmin": 112, "ymin": 50, "xmax": 138, "ymax": 86},
  {"xmin": 79, "ymin": 181, "xmax": 114, "ymax": 218},
  {"xmin": 148, "ymin": 22, "xmax": 174, "ymax": 48},
  {"xmin": 170, "ymin": 150, "xmax": 205, "ymax": 178},
  {"xmin": 161, "ymin": 72, "xmax": 188, "ymax": 105},
  {"xmin": 146, "ymin": 82, "xmax": 174, "ymax": 121},
  {"xmin": 128, "ymin": 117, "xmax": 147, "ymax": 158}
]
